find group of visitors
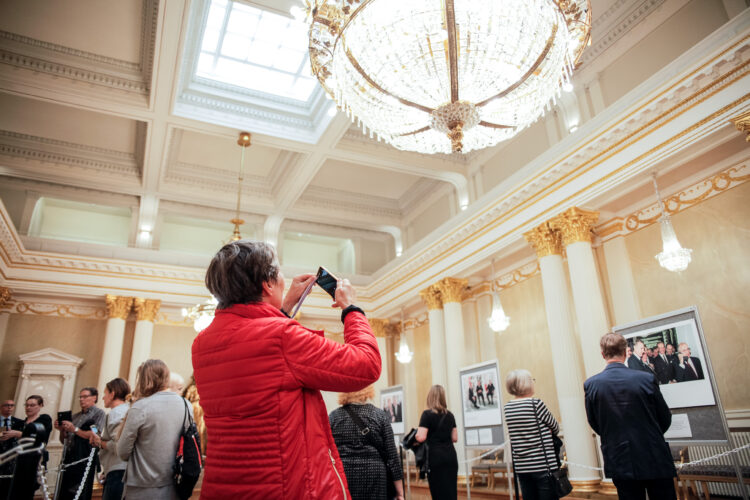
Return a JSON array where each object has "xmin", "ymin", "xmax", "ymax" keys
[{"xmin": 467, "ymin": 376, "xmax": 496, "ymax": 409}]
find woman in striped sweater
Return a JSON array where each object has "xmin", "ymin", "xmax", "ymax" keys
[{"xmin": 504, "ymin": 369, "xmax": 561, "ymax": 500}]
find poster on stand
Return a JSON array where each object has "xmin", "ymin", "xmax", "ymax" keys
[
  {"xmin": 380, "ymin": 385, "xmax": 405, "ymax": 436},
  {"xmin": 459, "ymin": 360, "xmax": 502, "ymax": 429}
]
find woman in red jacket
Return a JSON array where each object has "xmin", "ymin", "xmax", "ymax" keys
[{"xmin": 192, "ymin": 241, "xmax": 381, "ymax": 499}]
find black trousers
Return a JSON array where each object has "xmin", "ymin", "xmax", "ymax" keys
[
  {"xmin": 428, "ymin": 462, "xmax": 458, "ymax": 500},
  {"xmin": 612, "ymin": 477, "xmax": 677, "ymax": 500},
  {"xmin": 517, "ymin": 471, "xmax": 558, "ymax": 500}
]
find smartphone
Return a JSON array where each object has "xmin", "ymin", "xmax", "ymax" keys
[{"xmin": 316, "ymin": 267, "xmax": 338, "ymax": 299}]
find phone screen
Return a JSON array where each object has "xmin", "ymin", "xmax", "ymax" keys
[{"xmin": 316, "ymin": 267, "xmax": 338, "ymax": 299}]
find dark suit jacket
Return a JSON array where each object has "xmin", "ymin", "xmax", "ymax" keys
[
  {"xmin": 627, "ymin": 354, "xmax": 651, "ymax": 373},
  {"xmin": 652, "ymin": 354, "xmax": 674, "ymax": 384},
  {"xmin": 674, "ymin": 356, "xmax": 704, "ymax": 382},
  {"xmin": 584, "ymin": 363, "xmax": 675, "ymax": 480}
]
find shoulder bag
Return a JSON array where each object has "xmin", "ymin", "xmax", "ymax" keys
[
  {"xmin": 343, "ymin": 405, "xmax": 400, "ymax": 500},
  {"xmin": 174, "ymin": 398, "xmax": 203, "ymax": 500},
  {"xmin": 532, "ymin": 399, "xmax": 572, "ymax": 498}
]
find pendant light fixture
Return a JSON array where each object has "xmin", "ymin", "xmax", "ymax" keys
[
  {"xmin": 395, "ymin": 309, "xmax": 413, "ymax": 364},
  {"xmin": 652, "ymin": 173, "xmax": 692, "ymax": 272},
  {"xmin": 487, "ymin": 259, "xmax": 510, "ymax": 332}
]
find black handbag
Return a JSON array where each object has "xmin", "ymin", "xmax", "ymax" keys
[
  {"xmin": 343, "ymin": 405, "xmax": 401, "ymax": 500},
  {"xmin": 174, "ymin": 398, "xmax": 203, "ymax": 500},
  {"xmin": 532, "ymin": 399, "xmax": 573, "ymax": 498}
]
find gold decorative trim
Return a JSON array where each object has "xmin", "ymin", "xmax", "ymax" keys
[
  {"xmin": 596, "ymin": 219, "xmax": 624, "ymax": 239},
  {"xmin": 464, "ymin": 260, "xmax": 541, "ymax": 300},
  {"xmin": 434, "ymin": 277, "xmax": 469, "ymax": 304},
  {"xmin": 105, "ymin": 295, "xmax": 133, "ymax": 320},
  {"xmin": 133, "ymin": 298, "xmax": 161, "ymax": 322},
  {"xmin": 731, "ymin": 110, "xmax": 750, "ymax": 141},
  {"xmin": 550, "ymin": 206, "xmax": 600, "ymax": 245},
  {"xmin": 524, "ymin": 222, "xmax": 563, "ymax": 258},
  {"xmin": 620, "ymin": 163, "xmax": 750, "ymax": 234},
  {"xmin": 1, "ymin": 301, "xmax": 107, "ymax": 320},
  {"xmin": 0, "ymin": 287, "xmax": 10, "ymax": 307},
  {"xmin": 419, "ymin": 286, "xmax": 443, "ymax": 310},
  {"xmin": 368, "ymin": 318, "xmax": 397, "ymax": 338},
  {"xmin": 598, "ymin": 480, "xmax": 619, "ymax": 496},
  {"xmin": 570, "ymin": 479, "xmax": 602, "ymax": 492}
]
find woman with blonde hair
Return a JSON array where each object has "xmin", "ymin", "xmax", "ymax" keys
[
  {"xmin": 415, "ymin": 384, "xmax": 458, "ymax": 500},
  {"xmin": 117, "ymin": 359, "xmax": 189, "ymax": 500},
  {"xmin": 504, "ymin": 369, "xmax": 561, "ymax": 500},
  {"xmin": 329, "ymin": 385, "xmax": 404, "ymax": 500}
]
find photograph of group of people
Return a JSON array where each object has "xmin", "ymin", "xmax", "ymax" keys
[
  {"xmin": 621, "ymin": 317, "xmax": 715, "ymax": 408},
  {"xmin": 460, "ymin": 365, "xmax": 502, "ymax": 428},
  {"xmin": 380, "ymin": 387, "xmax": 404, "ymax": 435}
]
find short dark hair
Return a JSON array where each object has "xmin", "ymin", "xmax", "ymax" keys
[
  {"xmin": 26, "ymin": 395, "xmax": 44, "ymax": 406},
  {"xmin": 105, "ymin": 378, "xmax": 131, "ymax": 401},
  {"xmin": 600, "ymin": 333, "xmax": 627, "ymax": 359},
  {"xmin": 205, "ymin": 241, "xmax": 280, "ymax": 309},
  {"xmin": 81, "ymin": 387, "xmax": 99, "ymax": 403}
]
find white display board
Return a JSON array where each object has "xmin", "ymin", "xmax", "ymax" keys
[
  {"xmin": 458, "ymin": 360, "xmax": 504, "ymax": 447},
  {"xmin": 380, "ymin": 384, "xmax": 405, "ymax": 436}
]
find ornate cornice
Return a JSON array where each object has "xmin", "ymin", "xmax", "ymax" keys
[
  {"xmin": 368, "ymin": 318, "xmax": 397, "ymax": 338},
  {"xmin": 524, "ymin": 223, "xmax": 563, "ymax": 258},
  {"xmin": 419, "ymin": 286, "xmax": 443, "ymax": 310},
  {"xmin": 105, "ymin": 295, "xmax": 133, "ymax": 320},
  {"xmin": 0, "ymin": 287, "xmax": 11, "ymax": 307},
  {"xmin": 134, "ymin": 298, "xmax": 161, "ymax": 322},
  {"xmin": 549, "ymin": 207, "xmax": 600, "ymax": 245},
  {"xmin": 0, "ymin": 301, "xmax": 107, "ymax": 319},
  {"xmin": 434, "ymin": 278, "xmax": 468, "ymax": 304},
  {"xmin": 731, "ymin": 111, "xmax": 750, "ymax": 141}
]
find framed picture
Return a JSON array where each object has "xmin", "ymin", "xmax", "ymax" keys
[
  {"xmin": 380, "ymin": 385, "xmax": 404, "ymax": 435},
  {"xmin": 459, "ymin": 361, "xmax": 502, "ymax": 428},
  {"xmin": 614, "ymin": 308, "xmax": 715, "ymax": 409}
]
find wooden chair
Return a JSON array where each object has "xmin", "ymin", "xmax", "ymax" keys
[{"xmin": 470, "ymin": 450, "xmax": 502, "ymax": 488}]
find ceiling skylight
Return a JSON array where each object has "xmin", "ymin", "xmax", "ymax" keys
[{"xmin": 197, "ymin": 0, "xmax": 316, "ymax": 102}]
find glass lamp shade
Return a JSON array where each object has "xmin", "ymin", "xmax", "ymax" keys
[
  {"xmin": 655, "ymin": 216, "xmax": 692, "ymax": 272},
  {"xmin": 395, "ymin": 337, "xmax": 414, "ymax": 364},
  {"xmin": 193, "ymin": 313, "xmax": 215, "ymax": 333},
  {"xmin": 487, "ymin": 292, "xmax": 510, "ymax": 332},
  {"xmin": 183, "ymin": 296, "xmax": 218, "ymax": 333}
]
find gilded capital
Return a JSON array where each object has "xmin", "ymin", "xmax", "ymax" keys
[
  {"xmin": 105, "ymin": 295, "xmax": 133, "ymax": 320},
  {"xmin": 524, "ymin": 222, "xmax": 563, "ymax": 258},
  {"xmin": 550, "ymin": 207, "xmax": 600, "ymax": 246},
  {"xmin": 435, "ymin": 277, "xmax": 468, "ymax": 304},
  {"xmin": 0, "ymin": 287, "xmax": 11, "ymax": 307},
  {"xmin": 419, "ymin": 285, "xmax": 443, "ymax": 310},
  {"xmin": 369, "ymin": 318, "xmax": 397, "ymax": 338},
  {"xmin": 731, "ymin": 111, "xmax": 750, "ymax": 142},
  {"xmin": 134, "ymin": 298, "xmax": 161, "ymax": 322}
]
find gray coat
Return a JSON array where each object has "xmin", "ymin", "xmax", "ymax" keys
[{"xmin": 116, "ymin": 391, "xmax": 189, "ymax": 495}]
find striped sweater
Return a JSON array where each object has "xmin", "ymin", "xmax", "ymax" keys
[{"xmin": 504, "ymin": 397, "xmax": 560, "ymax": 473}]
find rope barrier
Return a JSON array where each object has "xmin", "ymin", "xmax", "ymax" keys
[
  {"xmin": 71, "ymin": 447, "xmax": 97, "ymax": 500},
  {"xmin": 458, "ymin": 445, "xmax": 506, "ymax": 464},
  {"xmin": 37, "ymin": 464, "xmax": 51, "ymax": 500},
  {"xmin": 675, "ymin": 442, "xmax": 750, "ymax": 469}
]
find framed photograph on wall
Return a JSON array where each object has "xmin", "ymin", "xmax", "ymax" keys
[
  {"xmin": 380, "ymin": 385, "xmax": 405, "ymax": 435},
  {"xmin": 459, "ymin": 361, "xmax": 502, "ymax": 428},
  {"xmin": 614, "ymin": 307, "xmax": 715, "ymax": 409}
]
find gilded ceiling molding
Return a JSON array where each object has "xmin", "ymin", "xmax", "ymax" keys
[
  {"xmin": 549, "ymin": 207, "xmax": 600, "ymax": 246},
  {"xmin": 524, "ymin": 223, "xmax": 564, "ymax": 258},
  {"xmin": 134, "ymin": 298, "xmax": 161, "ymax": 322},
  {"xmin": 368, "ymin": 318, "xmax": 397, "ymax": 338},
  {"xmin": 465, "ymin": 259, "xmax": 542, "ymax": 300},
  {"xmin": 434, "ymin": 278, "xmax": 469, "ymax": 304},
  {"xmin": 0, "ymin": 287, "xmax": 11, "ymax": 307},
  {"xmin": 419, "ymin": 286, "xmax": 443, "ymax": 310},
  {"xmin": 2, "ymin": 301, "xmax": 107, "ymax": 320},
  {"xmin": 105, "ymin": 295, "xmax": 134, "ymax": 320},
  {"xmin": 731, "ymin": 111, "xmax": 750, "ymax": 141}
]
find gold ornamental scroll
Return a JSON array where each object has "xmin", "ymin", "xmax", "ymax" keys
[
  {"xmin": 105, "ymin": 295, "xmax": 134, "ymax": 320},
  {"xmin": 0, "ymin": 287, "xmax": 11, "ymax": 308},
  {"xmin": 731, "ymin": 111, "xmax": 750, "ymax": 141},
  {"xmin": 133, "ymin": 298, "xmax": 161, "ymax": 322},
  {"xmin": 524, "ymin": 222, "xmax": 563, "ymax": 258},
  {"xmin": 369, "ymin": 318, "xmax": 397, "ymax": 338},
  {"xmin": 419, "ymin": 285, "xmax": 443, "ymax": 310},
  {"xmin": 434, "ymin": 277, "xmax": 469, "ymax": 304},
  {"xmin": 550, "ymin": 207, "xmax": 600, "ymax": 246}
]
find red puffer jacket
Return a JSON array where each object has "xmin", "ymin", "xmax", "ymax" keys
[{"xmin": 192, "ymin": 302, "xmax": 381, "ymax": 499}]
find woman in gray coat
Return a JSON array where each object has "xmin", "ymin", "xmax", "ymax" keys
[{"xmin": 117, "ymin": 359, "xmax": 187, "ymax": 500}]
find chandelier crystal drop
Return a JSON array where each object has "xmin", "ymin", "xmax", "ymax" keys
[
  {"xmin": 306, "ymin": 0, "xmax": 591, "ymax": 154},
  {"xmin": 488, "ymin": 291, "xmax": 510, "ymax": 332},
  {"xmin": 395, "ymin": 311, "xmax": 413, "ymax": 364},
  {"xmin": 182, "ymin": 296, "xmax": 218, "ymax": 333},
  {"xmin": 652, "ymin": 173, "xmax": 692, "ymax": 273}
]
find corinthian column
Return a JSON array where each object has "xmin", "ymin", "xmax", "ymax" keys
[
  {"xmin": 419, "ymin": 286, "xmax": 447, "ymax": 388},
  {"xmin": 128, "ymin": 298, "xmax": 161, "ymax": 384},
  {"xmin": 434, "ymin": 277, "xmax": 469, "ymax": 468},
  {"xmin": 550, "ymin": 207, "xmax": 609, "ymax": 378},
  {"xmin": 0, "ymin": 288, "xmax": 12, "ymax": 363},
  {"xmin": 524, "ymin": 223, "xmax": 600, "ymax": 491},
  {"xmin": 368, "ymin": 318, "xmax": 393, "ymax": 393},
  {"xmin": 97, "ymin": 295, "xmax": 133, "ymax": 395}
]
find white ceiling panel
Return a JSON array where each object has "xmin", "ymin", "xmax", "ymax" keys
[{"xmin": 310, "ymin": 159, "xmax": 422, "ymax": 200}]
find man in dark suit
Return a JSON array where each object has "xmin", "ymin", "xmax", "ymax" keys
[
  {"xmin": 673, "ymin": 342, "xmax": 704, "ymax": 382},
  {"xmin": 666, "ymin": 344, "xmax": 678, "ymax": 364},
  {"xmin": 627, "ymin": 340, "xmax": 652, "ymax": 373},
  {"xmin": 0, "ymin": 399, "xmax": 25, "ymax": 499},
  {"xmin": 585, "ymin": 333, "xmax": 676, "ymax": 500},
  {"xmin": 652, "ymin": 341, "xmax": 674, "ymax": 384}
]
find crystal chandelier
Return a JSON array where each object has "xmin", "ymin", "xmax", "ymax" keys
[
  {"xmin": 487, "ymin": 260, "xmax": 510, "ymax": 332},
  {"xmin": 304, "ymin": 0, "xmax": 591, "ymax": 154},
  {"xmin": 652, "ymin": 173, "xmax": 692, "ymax": 272},
  {"xmin": 395, "ymin": 310, "xmax": 413, "ymax": 364},
  {"xmin": 182, "ymin": 132, "xmax": 252, "ymax": 332}
]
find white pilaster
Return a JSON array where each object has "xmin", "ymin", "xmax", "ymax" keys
[
  {"xmin": 128, "ymin": 298, "xmax": 160, "ymax": 384},
  {"xmin": 97, "ymin": 295, "xmax": 133, "ymax": 398},
  {"xmin": 602, "ymin": 237, "xmax": 642, "ymax": 325},
  {"xmin": 420, "ymin": 286, "xmax": 447, "ymax": 388}
]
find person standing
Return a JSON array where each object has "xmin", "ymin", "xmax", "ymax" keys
[
  {"xmin": 627, "ymin": 340, "xmax": 651, "ymax": 373},
  {"xmin": 652, "ymin": 341, "xmax": 674, "ymax": 384},
  {"xmin": 415, "ymin": 385, "xmax": 458, "ymax": 500},
  {"xmin": 673, "ymin": 343, "xmax": 704, "ymax": 381},
  {"xmin": 89, "ymin": 378, "xmax": 130, "ymax": 500},
  {"xmin": 0, "ymin": 399, "xmax": 24, "ymax": 499},
  {"xmin": 54, "ymin": 388, "xmax": 105, "ymax": 500},
  {"xmin": 7, "ymin": 395, "xmax": 53, "ymax": 500},
  {"xmin": 192, "ymin": 240, "xmax": 381, "ymax": 499},
  {"xmin": 329, "ymin": 385, "xmax": 404, "ymax": 500},
  {"xmin": 584, "ymin": 333, "xmax": 676, "ymax": 500},
  {"xmin": 504, "ymin": 370, "xmax": 561, "ymax": 500}
]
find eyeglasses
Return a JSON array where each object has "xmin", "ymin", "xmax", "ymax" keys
[
  {"xmin": 1, "ymin": 404, "xmax": 14, "ymax": 407},
  {"xmin": 79, "ymin": 394, "xmax": 94, "ymax": 399},
  {"xmin": 24, "ymin": 403, "xmax": 38, "ymax": 407}
]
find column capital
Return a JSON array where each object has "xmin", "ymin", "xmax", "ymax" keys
[
  {"xmin": 419, "ymin": 286, "xmax": 443, "ymax": 310},
  {"xmin": 134, "ymin": 298, "xmax": 161, "ymax": 322},
  {"xmin": 524, "ymin": 222, "xmax": 563, "ymax": 258},
  {"xmin": 105, "ymin": 295, "xmax": 133, "ymax": 320},
  {"xmin": 550, "ymin": 207, "xmax": 600, "ymax": 246},
  {"xmin": 731, "ymin": 110, "xmax": 750, "ymax": 141},
  {"xmin": 0, "ymin": 287, "xmax": 11, "ymax": 307},
  {"xmin": 435, "ymin": 277, "xmax": 468, "ymax": 304},
  {"xmin": 368, "ymin": 318, "xmax": 397, "ymax": 338}
]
